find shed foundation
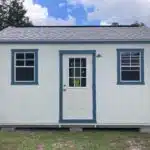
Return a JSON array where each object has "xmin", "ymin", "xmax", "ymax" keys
[{"xmin": 140, "ymin": 127, "xmax": 150, "ymax": 133}]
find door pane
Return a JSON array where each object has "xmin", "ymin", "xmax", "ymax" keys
[
  {"xmin": 69, "ymin": 78, "xmax": 74, "ymax": 87},
  {"xmin": 75, "ymin": 58, "xmax": 80, "ymax": 67},
  {"xmin": 75, "ymin": 68, "xmax": 80, "ymax": 77},
  {"xmin": 69, "ymin": 68, "xmax": 74, "ymax": 77},
  {"xmin": 74, "ymin": 78, "xmax": 80, "ymax": 87},
  {"xmin": 81, "ymin": 78, "xmax": 86, "ymax": 87},
  {"xmin": 69, "ymin": 58, "xmax": 74, "ymax": 67},
  {"xmin": 81, "ymin": 68, "xmax": 86, "ymax": 77},
  {"xmin": 81, "ymin": 58, "xmax": 86, "ymax": 67}
]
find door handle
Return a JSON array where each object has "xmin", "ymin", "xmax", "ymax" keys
[{"xmin": 63, "ymin": 84, "xmax": 67, "ymax": 91}]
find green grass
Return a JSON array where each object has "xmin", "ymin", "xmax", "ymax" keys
[{"xmin": 0, "ymin": 130, "xmax": 150, "ymax": 150}]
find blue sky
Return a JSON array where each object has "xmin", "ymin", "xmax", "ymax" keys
[
  {"xmin": 33, "ymin": 0, "xmax": 100, "ymax": 25},
  {"xmin": 24, "ymin": 0, "xmax": 150, "ymax": 26}
]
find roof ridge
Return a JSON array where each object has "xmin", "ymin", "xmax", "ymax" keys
[{"xmin": 10, "ymin": 25, "xmax": 144, "ymax": 28}]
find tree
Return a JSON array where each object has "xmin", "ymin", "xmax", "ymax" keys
[
  {"xmin": 111, "ymin": 22, "xmax": 119, "ymax": 26},
  {"xmin": 130, "ymin": 21, "xmax": 145, "ymax": 27},
  {"xmin": 0, "ymin": 0, "xmax": 33, "ymax": 30}
]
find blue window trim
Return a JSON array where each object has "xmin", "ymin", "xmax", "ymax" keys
[
  {"xmin": 59, "ymin": 50, "xmax": 96, "ymax": 123},
  {"xmin": 117, "ymin": 48, "xmax": 144, "ymax": 85},
  {"xmin": 11, "ymin": 49, "xmax": 38, "ymax": 85}
]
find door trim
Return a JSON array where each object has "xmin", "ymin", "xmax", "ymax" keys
[{"xmin": 59, "ymin": 50, "xmax": 96, "ymax": 123}]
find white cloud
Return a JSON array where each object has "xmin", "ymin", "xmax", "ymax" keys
[
  {"xmin": 59, "ymin": 3, "xmax": 66, "ymax": 7},
  {"xmin": 32, "ymin": 15, "xmax": 76, "ymax": 25},
  {"xmin": 67, "ymin": 0, "xmax": 150, "ymax": 26},
  {"xmin": 23, "ymin": 0, "xmax": 76, "ymax": 25},
  {"xmin": 100, "ymin": 21, "xmax": 110, "ymax": 26}
]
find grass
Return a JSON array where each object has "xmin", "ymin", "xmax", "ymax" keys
[{"xmin": 0, "ymin": 129, "xmax": 150, "ymax": 150}]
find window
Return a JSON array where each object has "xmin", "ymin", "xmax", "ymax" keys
[
  {"xmin": 11, "ymin": 49, "xmax": 38, "ymax": 85},
  {"xmin": 69, "ymin": 58, "xmax": 86, "ymax": 87},
  {"xmin": 117, "ymin": 49, "xmax": 144, "ymax": 84}
]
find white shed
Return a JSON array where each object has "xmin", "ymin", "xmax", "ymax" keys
[{"xmin": 0, "ymin": 26, "xmax": 150, "ymax": 131}]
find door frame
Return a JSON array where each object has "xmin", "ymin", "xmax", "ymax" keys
[{"xmin": 59, "ymin": 50, "xmax": 96, "ymax": 123}]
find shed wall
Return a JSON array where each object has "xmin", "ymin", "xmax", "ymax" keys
[{"xmin": 0, "ymin": 43, "xmax": 149, "ymax": 125}]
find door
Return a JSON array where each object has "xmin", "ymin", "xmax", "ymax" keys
[{"xmin": 59, "ymin": 50, "xmax": 96, "ymax": 123}]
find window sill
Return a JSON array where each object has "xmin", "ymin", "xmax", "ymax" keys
[
  {"xmin": 11, "ymin": 82, "xmax": 39, "ymax": 85},
  {"xmin": 117, "ymin": 81, "xmax": 145, "ymax": 85}
]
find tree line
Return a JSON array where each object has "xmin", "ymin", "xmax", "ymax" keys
[{"xmin": 0, "ymin": 0, "xmax": 32, "ymax": 30}]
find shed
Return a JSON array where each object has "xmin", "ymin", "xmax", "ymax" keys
[{"xmin": 0, "ymin": 26, "xmax": 150, "ymax": 132}]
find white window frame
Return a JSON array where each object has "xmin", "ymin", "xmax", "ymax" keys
[
  {"xmin": 117, "ymin": 49, "xmax": 144, "ymax": 85},
  {"xmin": 11, "ymin": 49, "xmax": 38, "ymax": 85},
  {"xmin": 120, "ymin": 51, "xmax": 141, "ymax": 83},
  {"xmin": 14, "ymin": 52, "xmax": 35, "ymax": 83}
]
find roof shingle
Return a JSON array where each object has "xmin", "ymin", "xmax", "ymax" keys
[{"xmin": 0, "ymin": 26, "xmax": 150, "ymax": 42}]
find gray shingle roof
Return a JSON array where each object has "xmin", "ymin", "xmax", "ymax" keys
[{"xmin": 0, "ymin": 26, "xmax": 150, "ymax": 43}]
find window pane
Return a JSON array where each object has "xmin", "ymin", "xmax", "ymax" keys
[
  {"xmin": 131, "ymin": 52, "xmax": 140, "ymax": 57},
  {"xmin": 131, "ymin": 59, "xmax": 139, "ymax": 65},
  {"xmin": 16, "ymin": 67, "xmax": 34, "ymax": 81},
  {"xmin": 81, "ymin": 68, "xmax": 86, "ymax": 77},
  {"xmin": 121, "ymin": 67, "xmax": 131, "ymax": 71},
  {"xmin": 131, "ymin": 67, "xmax": 140, "ymax": 71},
  {"xmin": 75, "ymin": 68, "xmax": 80, "ymax": 77},
  {"xmin": 121, "ymin": 52, "xmax": 130, "ymax": 57},
  {"xmin": 69, "ymin": 68, "xmax": 74, "ymax": 77},
  {"xmin": 121, "ymin": 71, "xmax": 140, "ymax": 81},
  {"xmin": 75, "ymin": 58, "xmax": 80, "ymax": 67},
  {"xmin": 121, "ymin": 59, "xmax": 130, "ymax": 65},
  {"xmin": 81, "ymin": 78, "xmax": 86, "ymax": 87},
  {"xmin": 69, "ymin": 58, "xmax": 74, "ymax": 67},
  {"xmin": 26, "ymin": 53, "xmax": 34, "ymax": 59},
  {"xmin": 16, "ymin": 53, "xmax": 24, "ymax": 59},
  {"xmin": 16, "ymin": 60, "xmax": 24, "ymax": 66},
  {"xmin": 26, "ymin": 60, "xmax": 34, "ymax": 66},
  {"xmin": 121, "ymin": 67, "xmax": 140, "ymax": 71},
  {"xmin": 74, "ymin": 78, "xmax": 80, "ymax": 87},
  {"xmin": 81, "ymin": 58, "xmax": 86, "ymax": 67},
  {"xmin": 69, "ymin": 78, "xmax": 74, "ymax": 87}
]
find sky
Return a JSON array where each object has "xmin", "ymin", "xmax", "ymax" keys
[{"xmin": 23, "ymin": 0, "xmax": 150, "ymax": 26}]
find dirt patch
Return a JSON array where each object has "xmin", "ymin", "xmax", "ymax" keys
[{"xmin": 52, "ymin": 140, "xmax": 77, "ymax": 150}]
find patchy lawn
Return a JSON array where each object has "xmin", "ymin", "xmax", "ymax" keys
[{"xmin": 0, "ymin": 130, "xmax": 150, "ymax": 150}]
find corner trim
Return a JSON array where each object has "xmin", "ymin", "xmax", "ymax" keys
[
  {"xmin": 11, "ymin": 49, "xmax": 39, "ymax": 85},
  {"xmin": 59, "ymin": 50, "xmax": 96, "ymax": 123}
]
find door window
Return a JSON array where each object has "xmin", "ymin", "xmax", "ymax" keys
[{"xmin": 69, "ymin": 58, "xmax": 86, "ymax": 87}]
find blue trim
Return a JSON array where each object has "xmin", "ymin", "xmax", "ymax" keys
[
  {"xmin": 59, "ymin": 53, "xmax": 63, "ymax": 121},
  {"xmin": 59, "ymin": 50, "xmax": 96, "ymax": 123},
  {"xmin": 60, "ymin": 119, "xmax": 96, "ymax": 123},
  {"xmin": 59, "ymin": 50, "xmax": 96, "ymax": 54},
  {"xmin": 1, "ymin": 40, "xmax": 150, "ymax": 44},
  {"xmin": 117, "ymin": 48, "xmax": 145, "ymax": 85},
  {"xmin": 11, "ymin": 49, "xmax": 38, "ymax": 85}
]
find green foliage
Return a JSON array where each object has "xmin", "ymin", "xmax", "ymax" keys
[
  {"xmin": 0, "ymin": 0, "xmax": 33, "ymax": 30},
  {"xmin": 130, "ymin": 21, "xmax": 145, "ymax": 27},
  {"xmin": 111, "ymin": 22, "xmax": 120, "ymax": 26},
  {"xmin": 110, "ymin": 21, "xmax": 145, "ymax": 27},
  {"xmin": 0, "ymin": 131, "xmax": 150, "ymax": 150}
]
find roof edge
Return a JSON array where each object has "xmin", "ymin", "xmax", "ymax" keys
[
  {"xmin": 0, "ymin": 39, "xmax": 149, "ymax": 44},
  {"xmin": 9, "ymin": 25, "xmax": 145, "ymax": 28}
]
